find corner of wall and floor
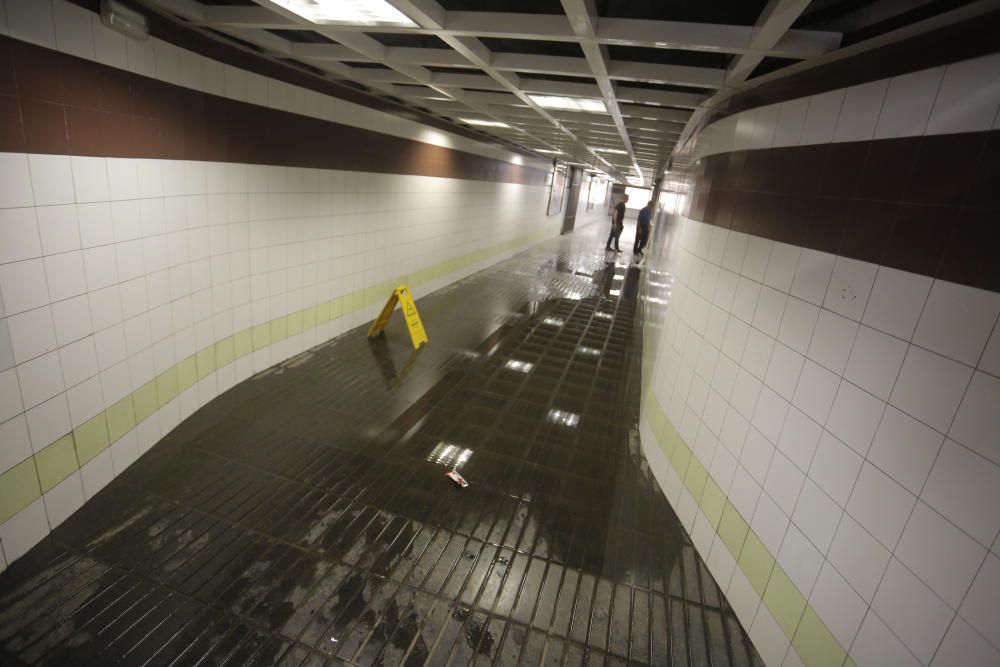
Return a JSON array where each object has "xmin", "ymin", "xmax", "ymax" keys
[
  {"xmin": 0, "ymin": 0, "xmax": 613, "ymax": 573},
  {"xmin": 636, "ymin": 42, "xmax": 1000, "ymax": 667}
]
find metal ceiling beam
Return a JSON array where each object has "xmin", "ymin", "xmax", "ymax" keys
[
  {"xmin": 195, "ymin": 7, "xmax": 840, "ymax": 58},
  {"xmin": 562, "ymin": 0, "xmax": 642, "ymax": 182},
  {"xmin": 727, "ymin": 0, "xmax": 814, "ymax": 85}
]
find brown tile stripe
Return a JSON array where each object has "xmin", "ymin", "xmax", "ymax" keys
[
  {"xmin": 683, "ymin": 132, "xmax": 1000, "ymax": 293},
  {"xmin": 712, "ymin": 9, "xmax": 1000, "ymax": 123},
  {"xmin": 0, "ymin": 35, "xmax": 546, "ymax": 186}
]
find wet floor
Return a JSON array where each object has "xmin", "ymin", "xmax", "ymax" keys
[{"xmin": 0, "ymin": 222, "xmax": 762, "ymax": 666}]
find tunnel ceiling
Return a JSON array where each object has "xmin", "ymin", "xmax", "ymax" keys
[{"xmin": 134, "ymin": 0, "xmax": 976, "ymax": 185}]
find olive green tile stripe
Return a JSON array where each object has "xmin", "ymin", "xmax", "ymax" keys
[
  {"xmin": 0, "ymin": 228, "xmax": 553, "ymax": 526},
  {"xmin": 642, "ymin": 388, "xmax": 851, "ymax": 667}
]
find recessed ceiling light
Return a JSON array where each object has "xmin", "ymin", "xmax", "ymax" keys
[
  {"xmin": 529, "ymin": 95, "xmax": 607, "ymax": 113},
  {"xmin": 272, "ymin": 0, "xmax": 417, "ymax": 27},
  {"xmin": 594, "ymin": 148, "xmax": 627, "ymax": 155},
  {"xmin": 460, "ymin": 118, "xmax": 510, "ymax": 128}
]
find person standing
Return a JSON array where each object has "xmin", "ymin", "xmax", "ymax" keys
[
  {"xmin": 605, "ymin": 193, "xmax": 628, "ymax": 252},
  {"xmin": 634, "ymin": 200, "xmax": 653, "ymax": 256}
]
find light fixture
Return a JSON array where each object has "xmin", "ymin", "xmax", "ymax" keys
[
  {"xmin": 529, "ymin": 95, "xmax": 607, "ymax": 113},
  {"xmin": 594, "ymin": 148, "xmax": 627, "ymax": 155},
  {"xmin": 609, "ymin": 289, "xmax": 621, "ymax": 296},
  {"xmin": 542, "ymin": 317, "xmax": 564, "ymax": 327},
  {"xmin": 594, "ymin": 312, "xmax": 612, "ymax": 320},
  {"xmin": 271, "ymin": 0, "xmax": 417, "ymax": 27},
  {"xmin": 547, "ymin": 409, "xmax": 580, "ymax": 427},
  {"xmin": 536, "ymin": 149, "xmax": 564, "ymax": 155},
  {"xmin": 577, "ymin": 346, "xmax": 601, "ymax": 357},
  {"xmin": 100, "ymin": 0, "xmax": 148, "ymax": 40},
  {"xmin": 505, "ymin": 360, "xmax": 534, "ymax": 373},
  {"xmin": 460, "ymin": 118, "xmax": 510, "ymax": 128},
  {"xmin": 427, "ymin": 442, "xmax": 474, "ymax": 467}
]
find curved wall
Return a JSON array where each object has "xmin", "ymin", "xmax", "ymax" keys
[
  {"xmin": 639, "ymin": 52, "xmax": 1000, "ymax": 667},
  {"xmin": 0, "ymin": 0, "xmax": 591, "ymax": 568}
]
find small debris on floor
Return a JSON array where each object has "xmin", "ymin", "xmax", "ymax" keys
[
  {"xmin": 446, "ymin": 469, "xmax": 469, "ymax": 488},
  {"xmin": 463, "ymin": 551, "xmax": 476, "ymax": 560},
  {"xmin": 495, "ymin": 555, "xmax": 510, "ymax": 566}
]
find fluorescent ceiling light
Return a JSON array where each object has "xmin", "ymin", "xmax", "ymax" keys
[
  {"xmin": 427, "ymin": 442, "xmax": 473, "ymax": 467},
  {"xmin": 536, "ymin": 149, "xmax": 564, "ymax": 154},
  {"xmin": 529, "ymin": 95, "xmax": 607, "ymax": 113},
  {"xmin": 272, "ymin": 0, "xmax": 417, "ymax": 27},
  {"xmin": 548, "ymin": 409, "xmax": 580, "ymax": 427},
  {"xmin": 505, "ymin": 360, "xmax": 534, "ymax": 373},
  {"xmin": 594, "ymin": 148, "xmax": 627, "ymax": 155},
  {"xmin": 460, "ymin": 118, "xmax": 510, "ymax": 128}
]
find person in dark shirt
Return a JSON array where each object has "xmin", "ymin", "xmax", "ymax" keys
[
  {"xmin": 634, "ymin": 200, "xmax": 653, "ymax": 256},
  {"xmin": 605, "ymin": 194, "xmax": 628, "ymax": 252}
]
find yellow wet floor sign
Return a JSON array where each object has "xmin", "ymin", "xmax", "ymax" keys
[{"xmin": 367, "ymin": 285, "xmax": 428, "ymax": 349}]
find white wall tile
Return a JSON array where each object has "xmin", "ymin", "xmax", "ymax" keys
[
  {"xmin": 828, "ymin": 513, "xmax": 890, "ymax": 603},
  {"xmin": 800, "ymin": 89, "xmax": 845, "ymax": 145},
  {"xmin": 874, "ymin": 67, "xmax": 944, "ymax": 139},
  {"xmin": 847, "ymin": 462, "xmax": 916, "ymax": 550},
  {"xmin": 742, "ymin": 237, "xmax": 772, "ymax": 283},
  {"xmin": 890, "ymin": 345, "xmax": 972, "ymax": 434},
  {"xmin": 872, "ymin": 558, "xmax": 954, "ymax": 664},
  {"xmin": 70, "ymin": 157, "xmax": 109, "ymax": 204},
  {"xmin": 826, "ymin": 380, "xmax": 884, "ymax": 456},
  {"xmin": 751, "ymin": 492, "xmax": 789, "ymax": 556},
  {"xmin": 777, "ymin": 522, "xmax": 823, "ymax": 595},
  {"xmin": 790, "ymin": 249, "xmax": 835, "ymax": 306},
  {"xmin": 80, "ymin": 447, "xmax": 113, "ymax": 499},
  {"xmin": 823, "ymin": 257, "xmax": 877, "ymax": 323},
  {"xmin": 927, "ymin": 53, "xmax": 1000, "ymax": 135},
  {"xmin": 35, "ymin": 204, "xmax": 80, "ymax": 256},
  {"xmin": 792, "ymin": 359, "xmax": 839, "ymax": 425},
  {"xmin": 7, "ymin": 306, "xmax": 56, "ymax": 364},
  {"xmin": 807, "ymin": 309, "xmax": 857, "ymax": 375},
  {"xmin": 750, "ymin": 605, "xmax": 791, "ymax": 667},
  {"xmin": 922, "ymin": 440, "xmax": 1000, "ymax": 547},
  {"xmin": 833, "ymin": 79, "xmax": 888, "ymax": 143},
  {"xmin": 792, "ymin": 479, "xmax": 842, "ymax": 553},
  {"xmin": 0, "ymin": 259, "xmax": 49, "ymax": 315},
  {"xmin": 912, "ymin": 280, "xmax": 1000, "ymax": 367},
  {"xmin": 753, "ymin": 286, "xmax": 786, "ymax": 338},
  {"xmin": 28, "ymin": 155, "xmax": 75, "ymax": 206},
  {"xmin": 809, "ymin": 562, "xmax": 866, "ymax": 648},
  {"xmin": 5, "ymin": 0, "xmax": 55, "ymax": 48},
  {"xmin": 0, "ymin": 415, "xmax": 32, "ymax": 476},
  {"xmin": 950, "ymin": 371, "xmax": 1000, "ymax": 465},
  {"xmin": 932, "ymin": 616, "xmax": 1000, "ymax": 667},
  {"xmin": 0, "ymin": 367, "xmax": 24, "ymax": 423},
  {"xmin": 0, "ymin": 207, "xmax": 42, "ymax": 264},
  {"xmin": 42, "ymin": 471, "xmax": 84, "ymax": 529},
  {"xmin": 776, "ymin": 297, "xmax": 819, "ymax": 355},
  {"xmin": 843, "ymin": 326, "xmax": 907, "ymax": 402},
  {"xmin": 43, "ymin": 251, "xmax": 87, "ymax": 302},
  {"xmin": 15, "ymin": 349, "xmax": 64, "ymax": 408},
  {"xmin": 59, "ymin": 336, "xmax": 98, "ymax": 389},
  {"xmin": 0, "ymin": 153, "xmax": 35, "ymax": 209},
  {"xmin": 0, "ymin": 498, "xmax": 48, "ymax": 563},
  {"xmin": 772, "ymin": 98, "xmax": 809, "ymax": 148},
  {"xmin": 862, "ymin": 267, "xmax": 932, "ymax": 341},
  {"xmin": 868, "ymin": 406, "xmax": 944, "ymax": 495},
  {"xmin": 896, "ymin": 501, "xmax": 986, "ymax": 609},
  {"xmin": 850, "ymin": 611, "xmax": 921, "ymax": 667},
  {"xmin": 776, "ymin": 405, "xmax": 821, "ymax": 473},
  {"xmin": 979, "ymin": 321, "xmax": 1000, "ymax": 377},
  {"xmin": 809, "ymin": 431, "xmax": 862, "ymax": 507},
  {"xmin": 959, "ymin": 553, "xmax": 1000, "ymax": 646},
  {"xmin": 764, "ymin": 342, "xmax": 804, "ymax": 401}
]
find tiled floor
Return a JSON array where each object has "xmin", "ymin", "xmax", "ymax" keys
[{"xmin": 0, "ymin": 221, "xmax": 762, "ymax": 666}]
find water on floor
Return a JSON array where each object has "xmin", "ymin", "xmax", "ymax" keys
[{"xmin": 0, "ymin": 222, "xmax": 762, "ymax": 666}]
